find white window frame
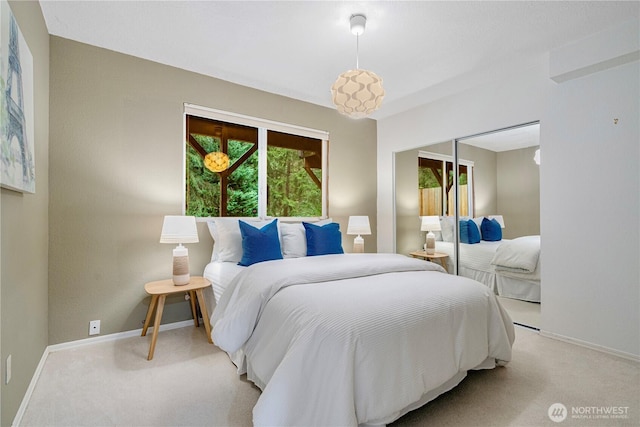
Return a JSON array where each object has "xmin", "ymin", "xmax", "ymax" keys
[{"xmin": 184, "ymin": 104, "xmax": 329, "ymax": 221}]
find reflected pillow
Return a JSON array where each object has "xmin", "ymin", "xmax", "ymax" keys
[
  {"xmin": 460, "ymin": 220, "xmax": 481, "ymax": 244},
  {"xmin": 467, "ymin": 219, "xmax": 481, "ymax": 243},
  {"xmin": 303, "ymin": 222, "xmax": 344, "ymax": 256},
  {"xmin": 481, "ymin": 217, "xmax": 502, "ymax": 241},
  {"xmin": 238, "ymin": 219, "xmax": 283, "ymax": 266},
  {"xmin": 471, "ymin": 217, "xmax": 485, "ymax": 237},
  {"xmin": 439, "ymin": 216, "xmax": 454, "ymax": 242}
]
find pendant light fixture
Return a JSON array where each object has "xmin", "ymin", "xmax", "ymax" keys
[
  {"xmin": 203, "ymin": 151, "xmax": 230, "ymax": 172},
  {"xmin": 331, "ymin": 14, "xmax": 385, "ymax": 119}
]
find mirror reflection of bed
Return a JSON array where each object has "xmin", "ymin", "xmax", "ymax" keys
[{"xmin": 394, "ymin": 122, "xmax": 541, "ymax": 329}]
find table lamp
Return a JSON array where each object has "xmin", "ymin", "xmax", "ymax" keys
[
  {"xmin": 160, "ymin": 215, "xmax": 199, "ymax": 285},
  {"xmin": 421, "ymin": 216, "xmax": 441, "ymax": 255},
  {"xmin": 347, "ymin": 216, "xmax": 371, "ymax": 253}
]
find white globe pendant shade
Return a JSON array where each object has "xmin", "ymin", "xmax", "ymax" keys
[{"xmin": 331, "ymin": 69, "xmax": 385, "ymax": 119}]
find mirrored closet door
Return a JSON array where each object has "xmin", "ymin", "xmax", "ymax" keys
[
  {"xmin": 394, "ymin": 122, "xmax": 541, "ymax": 329},
  {"xmin": 394, "ymin": 140, "xmax": 454, "ymax": 263}
]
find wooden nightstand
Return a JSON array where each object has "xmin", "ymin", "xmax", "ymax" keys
[
  {"xmin": 141, "ymin": 276, "xmax": 213, "ymax": 360},
  {"xmin": 409, "ymin": 251, "xmax": 449, "ymax": 273}
]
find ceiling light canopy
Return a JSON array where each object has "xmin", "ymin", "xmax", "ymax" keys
[{"xmin": 331, "ymin": 14, "xmax": 384, "ymax": 119}]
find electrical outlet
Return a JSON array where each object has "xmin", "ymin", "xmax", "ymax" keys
[
  {"xmin": 89, "ymin": 320, "xmax": 100, "ymax": 335},
  {"xmin": 6, "ymin": 354, "xmax": 11, "ymax": 385}
]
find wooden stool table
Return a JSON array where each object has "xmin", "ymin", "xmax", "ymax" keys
[
  {"xmin": 141, "ymin": 276, "xmax": 213, "ymax": 360},
  {"xmin": 409, "ymin": 251, "xmax": 449, "ymax": 273}
]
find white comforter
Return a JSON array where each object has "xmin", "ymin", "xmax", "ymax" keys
[{"xmin": 211, "ymin": 253, "xmax": 515, "ymax": 426}]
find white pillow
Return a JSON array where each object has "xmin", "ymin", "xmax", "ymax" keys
[
  {"xmin": 439, "ymin": 216, "xmax": 454, "ymax": 242},
  {"xmin": 207, "ymin": 220, "xmax": 219, "ymax": 262},
  {"xmin": 279, "ymin": 218, "xmax": 332, "ymax": 258},
  {"xmin": 210, "ymin": 218, "xmax": 272, "ymax": 263},
  {"xmin": 472, "ymin": 217, "xmax": 485, "ymax": 238},
  {"xmin": 279, "ymin": 223, "xmax": 306, "ymax": 258}
]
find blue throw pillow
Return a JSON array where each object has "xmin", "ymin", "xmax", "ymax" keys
[
  {"xmin": 459, "ymin": 220, "xmax": 481, "ymax": 244},
  {"xmin": 459, "ymin": 220, "xmax": 470, "ymax": 244},
  {"xmin": 481, "ymin": 217, "xmax": 502, "ymax": 241},
  {"xmin": 467, "ymin": 219, "xmax": 481, "ymax": 243},
  {"xmin": 303, "ymin": 222, "xmax": 344, "ymax": 256},
  {"xmin": 238, "ymin": 219, "xmax": 283, "ymax": 266}
]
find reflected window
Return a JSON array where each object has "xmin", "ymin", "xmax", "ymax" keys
[{"xmin": 419, "ymin": 152, "xmax": 473, "ymax": 217}]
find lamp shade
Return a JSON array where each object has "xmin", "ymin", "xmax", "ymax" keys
[
  {"xmin": 489, "ymin": 215, "xmax": 506, "ymax": 229},
  {"xmin": 204, "ymin": 152, "xmax": 230, "ymax": 172},
  {"xmin": 160, "ymin": 216, "xmax": 199, "ymax": 244},
  {"xmin": 347, "ymin": 216, "xmax": 371, "ymax": 236},
  {"xmin": 420, "ymin": 216, "xmax": 441, "ymax": 232},
  {"xmin": 331, "ymin": 69, "xmax": 385, "ymax": 119}
]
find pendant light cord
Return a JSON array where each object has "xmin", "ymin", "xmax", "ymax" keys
[{"xmin": 355, "ymin": 33, "xmax": 360, "ymax": 69}]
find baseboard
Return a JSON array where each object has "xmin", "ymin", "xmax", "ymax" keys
[
  {"xmin": 47, "ymin": 319, "xmax": 195, "ymax": 353},
  {"xmin": 540, "ymin": 329, "xmax": 640, "ymax": 363},
  {"xmin": 514, "ymin": 322, "xmax": 540, "ymax": 331},
  {"xmin": 12, "ymin": 344, "xmax": 51, "ymax": 427},
  {"xmin": 12, "ymin": 320, "xmax": 195, "ymax": 426}
]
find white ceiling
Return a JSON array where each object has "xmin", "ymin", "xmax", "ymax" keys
[
  {"xmin": 462, "ymin": 123, "xmax": 540, "ymax": 152},
  {"xmin": 40, "ymin": 1, "xmax": 638, "ymax": 121}
]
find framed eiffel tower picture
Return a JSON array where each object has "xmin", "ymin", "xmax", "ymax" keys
[{"xmin": 0, "ymin": 0, "xmax": 35, "ymax": 193}]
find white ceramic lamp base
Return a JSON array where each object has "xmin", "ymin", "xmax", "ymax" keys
[
  {"xmin": 353, "ymin": 235, "xmax": 364, "ymax": 253},
  {"xmin": 425, "ymin": 231, "xmax": 436, "ymax": 255},
  {"xmin": 172, "ymin": 245, "xmax": 190, "ymax": 286}
]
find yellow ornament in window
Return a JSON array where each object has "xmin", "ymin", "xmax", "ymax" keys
[{"xmin": 203, "ymin": 152, "xmax": 230, "ymax": 172}]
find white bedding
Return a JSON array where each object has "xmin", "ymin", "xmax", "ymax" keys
[
  {"xmin": 491, "ymin": 235, "xmax": 541, "ymax": 274},
  {"xmin": 436, "ymin": 238, "xmax": 541, "ymax": 302},
  {"xmin": 436, "ymin": 240, "xmax": 503, "ymax": 273},
  {"xmin": 203, "ymin": 261, "xmax": 245, "ymax": 303},
  {"xmin": 211, "ymin": 253, "xmax": 515, "ymax": 426}
]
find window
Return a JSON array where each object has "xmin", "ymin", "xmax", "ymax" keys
[
  {"xmin": 418, "ymin": 151, "xmax": 474, "ymax": 217},
  {"xmin": 184, "ymin": 105, "xmax": 328, "ymax": 219},
  {"xmin": 266, "ymin": 130, "xmax": 322, "ymax": 217}
]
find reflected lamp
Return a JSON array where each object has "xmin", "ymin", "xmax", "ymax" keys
[
  {"xmin": 421, "ymin": 216, "xmax": 441, "ymax": 255},
  {"xmin": 204, "ymin": 152, "xmax": 230, "ymax": 172}
]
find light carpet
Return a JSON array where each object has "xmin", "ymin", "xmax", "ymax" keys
[{"xmin": 19, "ymin": 324, "xmax": 639, "ymax": 426}]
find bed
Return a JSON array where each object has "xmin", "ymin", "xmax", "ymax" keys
[
  {"xmin": 434, "ymin": 216, "xmax": 541, "ymax": 303},
  {"xmin": 435, "ymin": 237, "xmax": 541, "ymax": 303},
  {"xmin": 204, "ymin": 218, "xmax": 515, "ymax": 426}
]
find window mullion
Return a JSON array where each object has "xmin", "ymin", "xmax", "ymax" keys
[
  {"xmin": 441, "ymin": 160, "xmax": 446, "ymax": 216},
  {"xmin": 321, "ymin": 140, "xmax": 328, "ymax": 218},
  {"xmin": 258, "ymin": 127, "xmax": 268, "ymax": 219},
  {"xmin": 468, "ymin": 166, "xmax": 474, "ymax": 216}
]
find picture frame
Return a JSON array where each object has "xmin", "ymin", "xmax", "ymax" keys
[{"xmin": 1, "ymin": 0, "xmax": 35, "ymax": 193}]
